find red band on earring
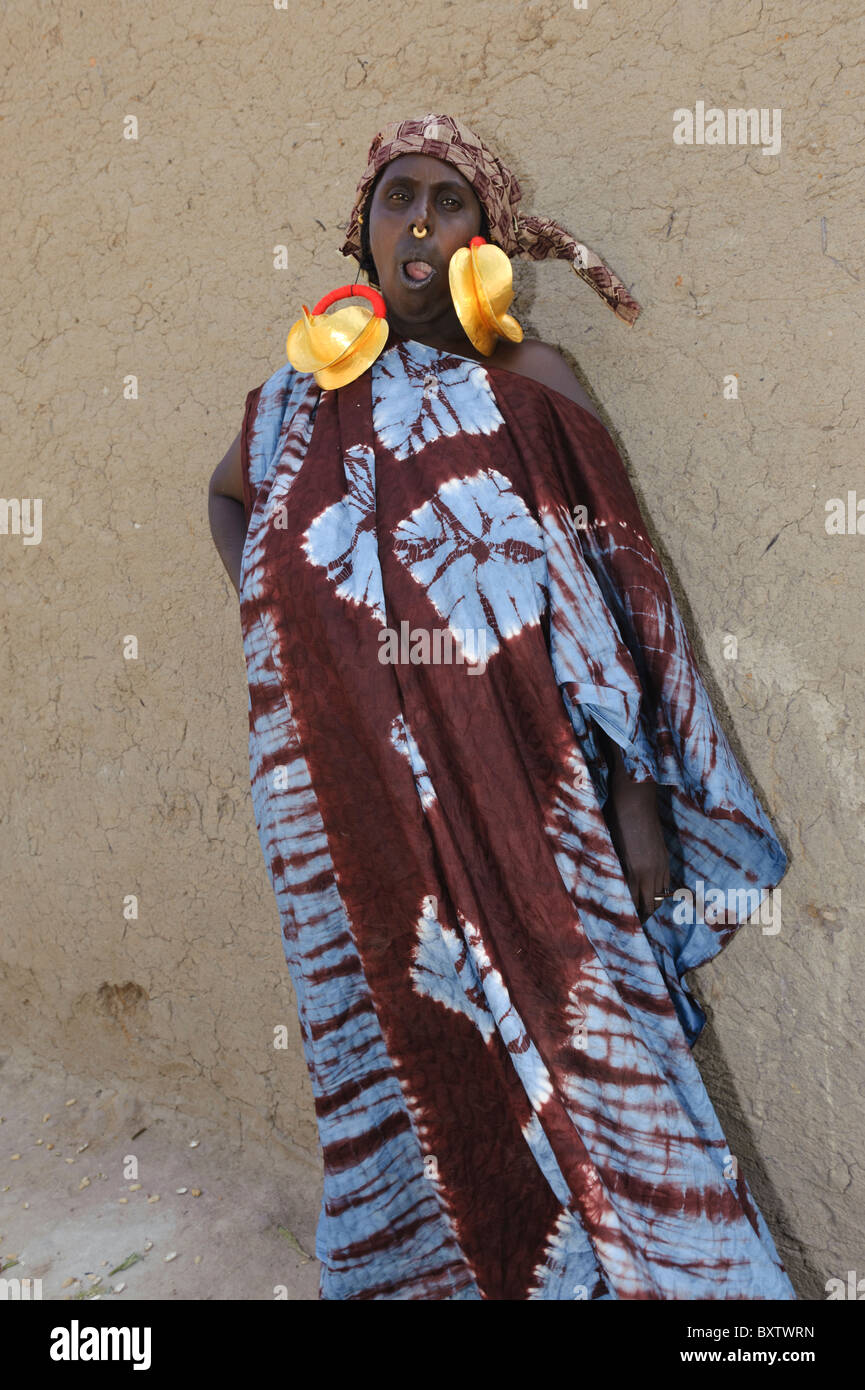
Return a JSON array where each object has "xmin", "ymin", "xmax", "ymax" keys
[{"xmin": 311, "ymin": 284, "xmax": 386, "ymax": 318}]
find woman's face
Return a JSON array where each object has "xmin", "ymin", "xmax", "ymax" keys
[{"xmin": 366, "ymin": 153, "xmax": 484, "ymax": 335}]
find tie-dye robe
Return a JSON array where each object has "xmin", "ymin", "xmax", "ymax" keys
[{"xmin": 237, "ymin": 328, "xmax": 795, "ymax": 1301}]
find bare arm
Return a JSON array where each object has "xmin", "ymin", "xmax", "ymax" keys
[
  {"xmin": 208, "ymin": 430, "xmax": 246, "ymax": 597},
  {"xmin": 603, "ymin": 741, "xmax": 671, "ymax": 923},
  {"xmin": 517, "ymin": 346, "xmax": 665, "ymax": 921},
  {"xmin": 514, "ymin": 343, "xmax": 671, "ymax": 916}
]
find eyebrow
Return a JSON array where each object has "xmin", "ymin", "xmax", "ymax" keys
[{"xmin": 378, "ymin": 173, "xmax": 469, "ymax": 193}]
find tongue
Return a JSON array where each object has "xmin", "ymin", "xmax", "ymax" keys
[{"xmin": 406, "ymin": 261, "xmax": 432, "ymax": 281}]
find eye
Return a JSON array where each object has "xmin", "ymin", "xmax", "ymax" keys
[{"xmin": 384, "ymin": 189, "xmax": 462, "ymax": 207}]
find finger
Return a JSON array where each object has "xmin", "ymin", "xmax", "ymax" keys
[{"xmin": 644, "ymin": 879, "xmax": 664, "ymax": 920}]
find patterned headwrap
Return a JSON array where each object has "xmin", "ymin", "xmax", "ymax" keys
[{"xmin": 340, "ymin": 113, "xmax": 642, "ymax": 327}]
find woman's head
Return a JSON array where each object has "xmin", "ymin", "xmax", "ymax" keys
[
  {"xmin": 356, "ymin": 153, "xmax": 491, "ymax": 334},
  {"xmin": 342, "ymin": 114, "xmax": 642, "ymax": 328},
  {"xmin": 357, "ymin": 156, "xmax": 491, "ymax": 283}
]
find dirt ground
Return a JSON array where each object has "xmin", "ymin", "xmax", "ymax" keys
[{"xmin": 0, "ymin": 1047, "xmax": 322, "ymax": 1301}]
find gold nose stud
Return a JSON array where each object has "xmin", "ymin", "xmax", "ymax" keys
[{"xmin": 411, "ymin": 223, "xmax": 429, "ymax": 238}]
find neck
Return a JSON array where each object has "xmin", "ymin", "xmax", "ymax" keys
[
  {"xmin": 385, "ymin": 316, "xmax": 497, "ymax": 365},
  {"xmin": 384, "ymin": 301, "xmax": 477, "ymax": 356}
]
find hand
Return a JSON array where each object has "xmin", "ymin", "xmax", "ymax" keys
[{"xmin": 604, "ymin": 752, "xmax": 671, "ymax": 924}]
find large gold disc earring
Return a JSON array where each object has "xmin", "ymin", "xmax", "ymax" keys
[
  {"xmin": 448, "ymin": 236, "xmax": 523, "ymax": 356},
  {"xmin": 286, "ymin": 284, "xmax": 389, "ymax": 389}
]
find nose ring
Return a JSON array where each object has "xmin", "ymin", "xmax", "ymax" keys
[{"xmin": 411, "ymin": 223, "xmax": 429, "ymax": 238}]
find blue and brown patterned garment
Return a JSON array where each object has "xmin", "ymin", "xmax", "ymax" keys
[{"xmin": 237, "ymin": 328, "xmax": 795, "ymax": 1301}]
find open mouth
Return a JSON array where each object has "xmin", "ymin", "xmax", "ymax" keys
[{"xmin": 399, "ymin": 259, "xmax": 437, "ymax": 289}]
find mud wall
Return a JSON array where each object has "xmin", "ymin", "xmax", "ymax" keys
[{"xmin": 2, "ymin": 0, "xmax": 862, "ymax": 1299}]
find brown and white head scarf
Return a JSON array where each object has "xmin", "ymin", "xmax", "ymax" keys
[{"xmin": 340, "ymin": 113, "xmax": 642, "ymax": 327}]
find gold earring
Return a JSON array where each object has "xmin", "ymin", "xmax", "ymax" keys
[
  {"xmin": 356, "ymin": 212, "xmax": 379, "ymax": 289},
  {"xmin": 286, "ymin": 284, "xmax": 389, "ymax": 389},
  {"xmin": 448, "ymin": 236, "xmax": 523, "ymax": 356}
]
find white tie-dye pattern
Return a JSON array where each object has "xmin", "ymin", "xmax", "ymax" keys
[
  {"xmin": 389, "ymin": 713, "xmax": 437, "ymax": 811},
  {"xmin": 392, "ymin": 469, "xmax": 548, "ymax": 663},
  {"xmin": 372, "ymin": 339, "xmax": 504, "ymax": 459},
  {"xmin": 527, "ymin": 1207, "xmax": 614, "ymax": 1301},
  {"xmin": 410, "ymin": 897, "xmax": 496, "ymax": 1042},
  {"xmin": 456, "ymin": 913, "xmax": 554, "ymax": 1111},
  {"xmin": 302, "ymin": 443, "xmax": 387, "ymax": 625}
]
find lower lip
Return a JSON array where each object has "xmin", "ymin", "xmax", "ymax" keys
[{"xmin": 398, "ymin": 263, "xmax": 437, "ymax": 291}]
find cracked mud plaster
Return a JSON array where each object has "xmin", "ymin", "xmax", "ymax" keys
[{"xmin": 0, "ymin": 0, "xmax": 862, "ymax": 1300}]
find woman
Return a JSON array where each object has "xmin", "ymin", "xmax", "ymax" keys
[{"xmin": 208, "ymin": 114, "xmax": 794, "ymax": 1301}]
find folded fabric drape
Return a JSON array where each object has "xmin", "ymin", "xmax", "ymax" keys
[{"xmin": 238, "ymin": 330, "xmax": 793, "ymax": 1301}]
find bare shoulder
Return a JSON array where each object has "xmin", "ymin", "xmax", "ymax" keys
[{"xmin": 493, "ymin": 337, "xmax": 602, "ymax": 422}]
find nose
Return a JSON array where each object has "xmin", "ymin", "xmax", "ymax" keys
[{"xmin": 408, "ymin": 192, "xmax": 434, "ymax": 233}]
